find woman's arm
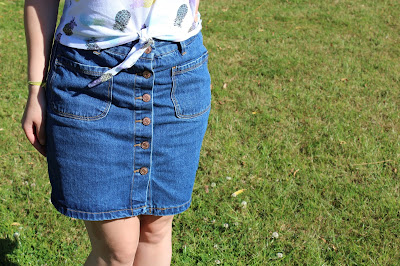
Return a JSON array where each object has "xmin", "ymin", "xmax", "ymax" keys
[{"xmin": 21, "ymin": 0, "xmax": 60, "ymax": 157}]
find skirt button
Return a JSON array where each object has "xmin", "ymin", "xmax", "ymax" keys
[
  {"xmin": 142, "ymin": 117, "xmax": 151, "ymax": 126},
  {"xmin": 142, "ymin": 70, "xmax": 152, "ymax": 79},
  {"xmin": 141, "ymin": 141, "xmax": 150, "ymax": 149},
  {"xmin": 139, "ymin": 167, "xmax": 148, "ymax": 175},
  {"xmin": 142, "ymin": 93, "xmax": 151, "ymax": 102}
]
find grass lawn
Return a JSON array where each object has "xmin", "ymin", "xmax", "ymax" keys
[{"xmin": 1, "ymin": 0, "xmax": 399, "ymax": 264}]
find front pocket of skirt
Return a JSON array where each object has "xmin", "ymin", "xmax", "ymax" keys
[
  {"xmin": 171, "ymin": 51, "xmax": 211, "ymax": 119},
  {"xmin": 48, "ymin": 55, "xmax": 112, "ymax": 121}
]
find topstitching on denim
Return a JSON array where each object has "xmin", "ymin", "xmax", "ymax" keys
[
  {"xmin": 171, "ymin": 50, "xmax": 210, "ymax": 119},
  {"xmin": 173, "ymin": 51, "xmax": 209, "ymax": 74},
  {"xmin": 54, "ymin": 56, "xmax": 110, "ymax": 76},
  {"xmin": 49, "ymin": 54, "xmax": 113, "ymax": 120},
  {"xmin": 61, "ymin": 198, "xmax": 191, "ymax": 215},
  {"xmin": 47, "ymin": 31, "xmax": 210, "ymax": 220}
]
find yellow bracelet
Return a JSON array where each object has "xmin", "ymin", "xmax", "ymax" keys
[{"xmin": 28, "ymin": 81, "xmax": 46, "ymax": 88}]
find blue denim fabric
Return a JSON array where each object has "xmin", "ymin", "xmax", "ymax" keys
[{"xmin": 45, "ymin": 31, "xmax": 211, "ymax": 221}]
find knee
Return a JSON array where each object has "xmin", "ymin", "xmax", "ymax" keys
[
  {"xmin": 103, "ymin": 245, "xmax": 137, "ymax": 265},
  {"xmin": 84, "ymin": 217, "xmax": 140, "ymax": 265},
  {"xmin": 139, "ymin": 216, "xmax": 173, "ymax": 244},
  {"xmin": 140, "ymin": 226, "xmax": 169, "ymax": 244}
]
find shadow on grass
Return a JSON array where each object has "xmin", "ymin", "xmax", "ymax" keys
[{"xmin": 0, "ymin": 238, "xmax": 19, "ymax": 266}]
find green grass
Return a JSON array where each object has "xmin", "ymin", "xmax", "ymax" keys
[{"xmin": 1, "ymin": 0, "xmax": 400, "ymax": 264}]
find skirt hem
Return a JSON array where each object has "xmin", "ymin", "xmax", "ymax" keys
[{"xmin": 51, "ymin": 197, "xmax": 192, "ymax": 221}]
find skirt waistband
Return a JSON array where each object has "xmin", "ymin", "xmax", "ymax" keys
[{"xmin": 86, "ymin": 32, "xmax": 202, "ymax": 87}]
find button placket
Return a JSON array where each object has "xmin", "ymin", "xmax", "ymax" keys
[{"xmin": 131, "ymin": 51, "xmax": 155, "ymax": 210}]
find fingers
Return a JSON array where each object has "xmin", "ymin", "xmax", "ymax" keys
[
  {"xmin": 22, "ymin": 122, "xmax": 47, "ymax": 157},
  {"xmin": 32, "ymin": 138, "xmax": 47, "ymax": 157},
  {"xmin": 35, "ymin": 120, "xmax": 47, "ymax": 157},
  {"xmin": 21, "ymin": 88, "xmax": 47, "ymax": 157},
  {"xmin": 37, "ymin": 118, "xmax": 46, "ymax": 146},
  {"xmin": 22, "ymin": 121, "xmax": 36, "ymax": 146}
]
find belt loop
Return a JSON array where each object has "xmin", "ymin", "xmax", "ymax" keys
[{"xmin": 178, "ymin": 40, "xmax": 187, "ymax": 56}]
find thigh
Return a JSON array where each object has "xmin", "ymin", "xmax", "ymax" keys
[{"xmin": 84, "ymin": 217, "xmax": 141, "ymax": 251}]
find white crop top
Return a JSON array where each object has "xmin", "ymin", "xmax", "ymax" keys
[{"xmin": 54, "ymin": 0, "xmax": 202, "ymax": 87}]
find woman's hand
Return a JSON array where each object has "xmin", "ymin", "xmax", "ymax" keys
[{"xmin": 21, "ymin": 86, "xmax": 47, "ymax": 157}]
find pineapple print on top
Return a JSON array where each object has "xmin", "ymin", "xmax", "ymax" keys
[
  {"xmin": 54, "ymin": 0, "xmax": 203, "ymax": 87},
  {"xmin": 55, "ymin": 33, "xmax": 62, "ymax": 42},
  {"xmin": 174, "ymin": 4, "xmax": 188, "ymax": 27},
  {"xmin": 63, "ymin": 17, "xmax": 77, "ymax": 36},
  {"xmin": 143, "ymin": 0, "xmax": 156, "ymax": 8},
  {"xmin": 188, "ymin": 22, "xmax": 196, "ymax": 32},
  {"xmin": 130, "ymin": 0, "xmax": 156, "ymax": 8},
  {"xmin": 113, "ymin": 10, "xmax": 131, "ymax": 31},
  {"xmin": 86, "ymin": 37, "xmax": 101, "ymax": 50}
]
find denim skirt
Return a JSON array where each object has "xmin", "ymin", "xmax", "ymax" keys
[{"xmin": 45, "ymin": 31, "xmax": 211, "ymax": 221}]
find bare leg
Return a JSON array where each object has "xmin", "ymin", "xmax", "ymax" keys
[
  {"xmin": 133, "ymin": 215, "xmax": 174, "ymax": 266},
  {"xmin": 84, "ymin": 217, "xmax": 140, "ymax": 266}
]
